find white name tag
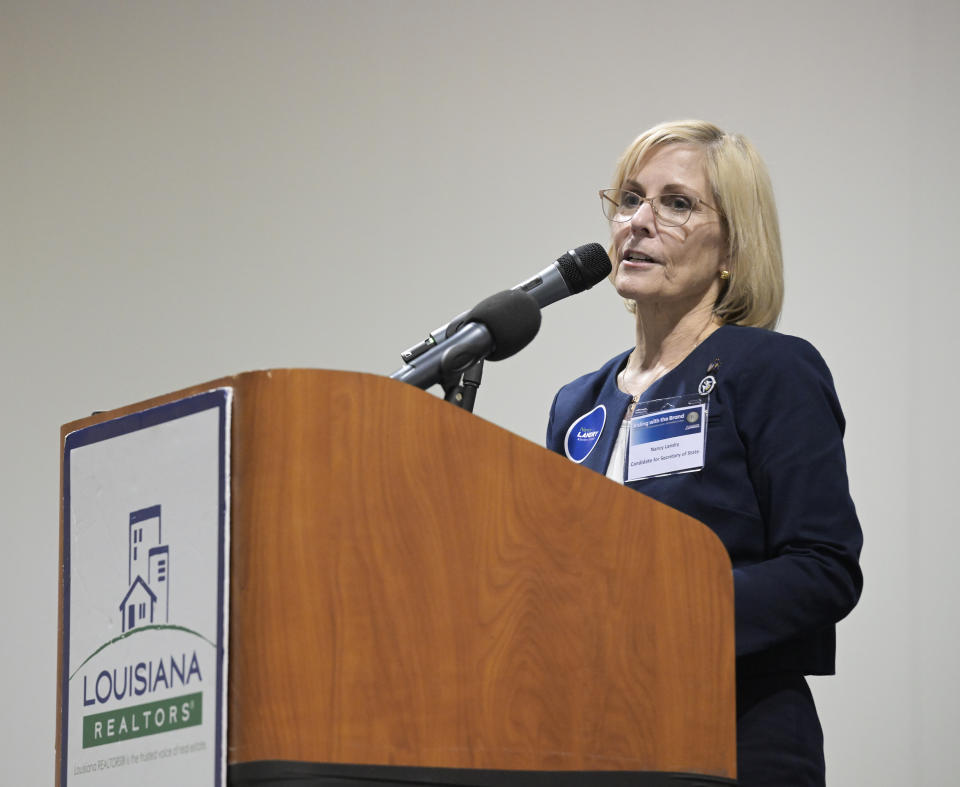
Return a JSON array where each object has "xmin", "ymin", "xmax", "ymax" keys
[{"xmin": 625, "ymin": 395, "xmax": 708, "ymax": 482}]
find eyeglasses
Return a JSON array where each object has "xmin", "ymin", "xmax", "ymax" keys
[{"xmin": 598, "ymin": 188, "xmax": 722, "ymax": 227}]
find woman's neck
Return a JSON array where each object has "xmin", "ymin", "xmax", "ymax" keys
[{"xmin": 620, "ymin": 301, "xmax": 721, "ymax": 396}]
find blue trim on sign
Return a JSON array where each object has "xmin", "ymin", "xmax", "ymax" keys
[
  {"xmin": 60, "ymin": 389, "xmax": 230, "ymax": 787},
  {"xmin": 215, "ymin": 393, "xmax": 227, "ymax": 787},
  {"xmin": 61, "ymin": 440, "xmax": 72, "ymax": 787}
]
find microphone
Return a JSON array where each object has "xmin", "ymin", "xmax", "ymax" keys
[
  {"xmin": 400, "ymin": 243, "xmax": 611, "ymax": 363},
  {"xmin": 390, "ymin": 289, "xmax": 541, "ymax": 390},
  {"xmin": 514, "ymin": 242, "xmax": 612, "ymax": 309}
]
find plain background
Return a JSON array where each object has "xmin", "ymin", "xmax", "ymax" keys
[{"xmin": 3, "ymin": 1, "xmax": 958, "ymax": 783}]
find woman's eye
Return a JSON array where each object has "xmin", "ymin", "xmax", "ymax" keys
[
  {"xmin": 621, "ymin": 191, "xmax": 641, "ymax": 209},
  {"xmin": 661, "ymin": 194, "xmax": 693, "ymax": 211}
]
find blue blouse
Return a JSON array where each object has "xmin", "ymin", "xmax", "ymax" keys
[{"xmin": 546, "ymin": 324, "xmax": 863, "ymax": 676}]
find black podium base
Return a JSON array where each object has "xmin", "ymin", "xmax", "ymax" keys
[{"xmin": 229, "ymin": 761, "xmax": 736, "ymax": 786}]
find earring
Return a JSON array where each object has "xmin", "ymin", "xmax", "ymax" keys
[{"xmin": 720, "ymin": 270, "xmax": 730, "ymax": 280}]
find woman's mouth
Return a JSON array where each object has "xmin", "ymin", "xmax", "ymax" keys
[{"xmin": 622, "ymin": 250, "xmax": 659, "ymax": 265}]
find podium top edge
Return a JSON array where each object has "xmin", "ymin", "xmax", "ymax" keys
[{"xmin": 60, "ymin": 369, "xmax": 390, "ymax": 436}]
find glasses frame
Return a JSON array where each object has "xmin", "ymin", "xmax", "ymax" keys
[{"xmin": 598, "ymin": 188, "xmax": 723, "ymax": 227}]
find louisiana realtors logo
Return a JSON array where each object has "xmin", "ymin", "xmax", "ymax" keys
[{"xmin": 72, "ymin": 505, "xmax": 205, "ymax": 750}]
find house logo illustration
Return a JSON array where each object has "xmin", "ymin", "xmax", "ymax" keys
[{"xmin": 120, "ymin": 505, "xmax": 170, "ymax": 633}]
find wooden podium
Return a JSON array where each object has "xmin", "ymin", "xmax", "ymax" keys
[{"xmin": 58, "ymin": 370, "xmax": 736, "ymax": 785}]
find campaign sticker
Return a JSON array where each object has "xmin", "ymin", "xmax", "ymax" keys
[{"xmin": 564, "ymin": 405, "xmax": 606, "ymax": 464}]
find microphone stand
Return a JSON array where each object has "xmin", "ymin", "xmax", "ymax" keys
[{"xmin": 442, "ymin": 360, "xmax": 483, "ymax": 413}]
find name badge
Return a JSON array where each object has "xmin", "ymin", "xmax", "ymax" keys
[{"xmin": 625, "ymin": 394, "xmax": 708, "ymax": 482}]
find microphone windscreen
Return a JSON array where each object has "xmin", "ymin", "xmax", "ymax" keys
[
  {"xmin": 556, "ymin": 243, "xmax": 612, "ymax": 293},
  {"xmin": 465, "ymin": 289, "xmax": 542, "ymax": 361}
]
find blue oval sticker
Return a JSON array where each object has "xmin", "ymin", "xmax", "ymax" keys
[{"xmin": 564, "ymin": 405, "xmax": 606, "ymax": 464}]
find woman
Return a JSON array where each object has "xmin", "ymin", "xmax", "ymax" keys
[{"xmin": 546, "ymin": 120, "xmax": 863, "ymax": 786}]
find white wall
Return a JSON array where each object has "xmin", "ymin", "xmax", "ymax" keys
[{"xmin": 3, "ymin": 1, "xmax": 958, "ymax": 783}]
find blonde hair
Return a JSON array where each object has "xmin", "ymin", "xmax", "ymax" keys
[{"xmin": 609, "ymin": 120, "xmax": 783, "ymax": 329}]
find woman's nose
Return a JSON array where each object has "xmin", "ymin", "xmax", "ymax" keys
[{"xmin": 629, "ymin": 197, "xmax": 657, "ymax": 234}]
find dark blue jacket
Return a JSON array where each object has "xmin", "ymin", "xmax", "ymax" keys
[{"xmin": 546, "ymin": 324, "xmax": 863, "ymax": 676}]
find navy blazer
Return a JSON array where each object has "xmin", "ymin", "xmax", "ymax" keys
[{"xmin": 546, "ymin": 324, "xmax": 863, "ymax": 676}]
